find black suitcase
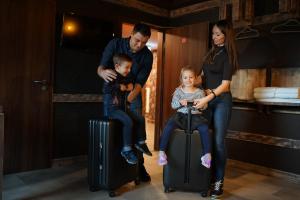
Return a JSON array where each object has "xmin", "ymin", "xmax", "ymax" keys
[
  {"xmin": 88, "ymin": 119, "xmax": 139, "ymax": 197},
  {"xmin": 163, "ymin": 103, "xmax": 211, "ymax": 197}
]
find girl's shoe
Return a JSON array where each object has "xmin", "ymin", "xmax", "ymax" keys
[
  {"xmin": 201, "ymin": 153, "xmax": 211, "ymax": 168},
  {"xmin": 211, "ymin": 180, "xmax": 223, "ymax": 198},
  {"xmin": 158, "ymin": 151, "xmax": 168, "ymax": 165}
]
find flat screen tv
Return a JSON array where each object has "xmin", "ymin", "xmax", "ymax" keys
[{"xmin": 60, "ymin": 13, "xmax": 115, "ymax": 53}]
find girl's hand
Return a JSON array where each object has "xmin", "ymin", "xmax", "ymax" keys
[
  {"xmin": 193, "ymin": 98, "xmax": 207, "ymax": 109},
  {"xmin": 179, "ymin": 99, "xmax": 188, "ymax": 106}
]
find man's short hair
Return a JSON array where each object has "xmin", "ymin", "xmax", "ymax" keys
[
  {"xmin": 133, "ymin": 23, "xmax": 151, "ymax": 37},
  {"xmin": 113, "ymin": 53, "xmax": 132, "ymax": 65}
]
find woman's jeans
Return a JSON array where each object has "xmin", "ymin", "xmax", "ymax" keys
[
  {"xmin": 103, "ymin": 94, "xmax": 146, "ymax": 150},
  {"xmin": 159, "ymin": 118, "xmax": 211, "ymax": 155},
  {"xmin": 209, "ymin": 92, "xmax": 232, "ymax": 181}
]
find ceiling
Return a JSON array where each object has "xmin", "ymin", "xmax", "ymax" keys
[{"xmin": 138, "ymin": 0, "xmax": 210, "ymax": 10}]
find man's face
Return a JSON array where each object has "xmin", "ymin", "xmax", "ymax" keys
[
  {"xmin": 115, "ymin": 61, "xmax": 132, "ymax": 77},
  {"xmin": 129, "ymin": 32, "xmax": 150, "ymax": 53}
]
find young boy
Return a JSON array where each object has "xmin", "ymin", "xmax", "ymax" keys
[{"xmin": 102, "ymin": 53, "xmax": 138, "ymax": 164}]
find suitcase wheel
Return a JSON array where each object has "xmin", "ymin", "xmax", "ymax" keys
[
  {"xmin": 164, "ymin": 187, "xmax": 175, "ymax": 193},
  {"xmin": 108, "ymin": 190, "xmax": 116, "ymax": 197},
  {"xmin": 201, "ymin": 191, "xmax": 208, "ymax": 197},
  {"xmin": 89, "ymin": 186, "xmax": 97, "ymax": 192},
  {"xmin": 134, "ymin": 179, "xmax": 140, "ymax": 185}
]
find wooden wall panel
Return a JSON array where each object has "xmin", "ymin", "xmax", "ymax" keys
[{"xmin": 157, "ymin": 22, "xmax": 209, "ymax": 143}]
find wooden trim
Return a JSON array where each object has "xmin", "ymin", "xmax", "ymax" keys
[
  {"xmin": 227, "ymin": 130, "xmax": 300, "ymax": 149},
  {"xmin": 101, "ymin": 0, "xmax": 169, "ymax": 17},
  {"xmin": 170, "ymin": 0, "xmax": 220, "ymax": 18}
]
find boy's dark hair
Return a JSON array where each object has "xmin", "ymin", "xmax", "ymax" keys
[
  {"xmin": 133, "ymin": 23, "xmax": 151, "ymax": 37},
  {"xmin": 113, "ymin": 53, "xmax": 132, "ymax": 65}
]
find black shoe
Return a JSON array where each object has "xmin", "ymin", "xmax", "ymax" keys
[
  {"xmin": 135, "ymin": 143, "xmax": 152, "ymax": 156},
  {"xmin": 139, "ymin": 165, "xmax": 151, "ymax": 182},
  {"xmin": 210, "ymin": 180, "xmax": 223, "ymax": 198},
  {"xmin": 121, "ymin": 150, "xmax": 138, "ymax": 165}
]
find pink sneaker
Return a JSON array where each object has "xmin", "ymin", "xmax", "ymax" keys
[
  {"xmin": 158, "ymin": 151, "xmax": 168, "ymax": 166},
  {"xmin": 201, "ymin": 153, "xmax": 211, "ymax": 168}
]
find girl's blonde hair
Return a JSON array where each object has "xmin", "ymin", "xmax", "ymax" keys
[{"xmin": 179, "ymin": 66, "xmax": 197, "ymax": 85}]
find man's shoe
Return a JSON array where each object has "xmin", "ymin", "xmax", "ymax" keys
[
  {"xmin": 135, "ymin": 143, "xmax": 152, "ymax": 156},
  {"xmin": 210, "ymin": 180, "xmax": 223, "ymax": 198},
  {"xmin": 121, "ymin": 150, "xmax": 138, "ymax": 165},
  {"xmin": 139, "ymin": 164, "xmax": 151, "ymax": 182}
]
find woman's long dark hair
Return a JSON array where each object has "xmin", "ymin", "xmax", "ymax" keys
[{"xmin": 204, "ymin": 20, "xmax": 239, "ymax": 74}]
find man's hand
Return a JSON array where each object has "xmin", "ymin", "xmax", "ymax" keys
[
  {"xmin": 97, "ymin": 67, "xmax": 117, "ymax": 82},
  {"xmin": 193, "ymin": 98, "xmax": 207, "ymax": 109}
]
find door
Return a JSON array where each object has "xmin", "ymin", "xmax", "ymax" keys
[
  {"xmin": 155, "ymin": 22, "xmax": 209, "ymax": 149},
  {"xmin": 0, "ymin": 0, "xmax": 55, "ymax": 173}
]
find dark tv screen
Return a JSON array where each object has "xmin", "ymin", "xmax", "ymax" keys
[{"xmin": 60, "ymin": 13, "xmax": 115, "ymax": 53}]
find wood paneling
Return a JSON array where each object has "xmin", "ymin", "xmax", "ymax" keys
[
  {"xmin": 0, "ymin": 0, "xmax": 55, "ymax": 173},
  {"xmin": 155, "ymin": 22, "xmax": 209, "ymax": 149}
]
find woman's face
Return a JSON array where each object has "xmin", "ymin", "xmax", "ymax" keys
[{"xmin": 212, "ymin": 25, "xmax": 225, "ymax": 46}]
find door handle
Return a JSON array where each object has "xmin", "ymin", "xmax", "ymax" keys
[{"xmin": 32, "ymin": 80, "xmax": 48, "ymax": 91}]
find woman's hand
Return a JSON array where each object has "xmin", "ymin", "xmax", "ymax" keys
[{"xmin": 193, "ymin": 98, "xmax": 207, "ymax": 109}]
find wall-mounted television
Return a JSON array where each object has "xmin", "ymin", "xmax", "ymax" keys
[{"xmin": 60, "ymin": 13, "xmax": 115, "ymax": 53}]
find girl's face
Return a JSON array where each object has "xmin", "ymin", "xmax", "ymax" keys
[
  {"xmin": 181, "ymin": 70, "xmax": 196, "ymax": 87},
  {"xmin": 212, "ymin": 25, "xmax": 225, "ymax": 46}
]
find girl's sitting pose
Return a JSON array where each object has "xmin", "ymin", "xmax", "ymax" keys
[{"xmin": 158, "ymin": 67, "xmax": 211, "ymax": 168}]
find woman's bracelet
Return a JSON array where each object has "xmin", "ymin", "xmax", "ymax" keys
[{"xmin": 210, "ymin": 89, "xmax": 216, "ymax": 99}]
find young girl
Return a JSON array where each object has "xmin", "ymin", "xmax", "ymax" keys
[{"xmin": 158, "ymin": 67, "xmax": 211, "ymax": 168}]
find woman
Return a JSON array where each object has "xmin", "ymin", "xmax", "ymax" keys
[{"xmin": 194, "ymin": 19, "xmax": 239, "ymax": 198}]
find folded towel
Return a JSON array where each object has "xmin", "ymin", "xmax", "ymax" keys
[
  {"xmin": 254, "ymin": 87, "xmax": 277, "ymax": 93},
  {"xmin": 275, "ymin": 87, "xmax": 300, "ymax": 94},
  {"xmin": 254, "ymin": 92, "xmax": 275, "ymax": 99},
  {"xmin": 275, "ymin": 93, "xmax": 300, "ymax": 99}
]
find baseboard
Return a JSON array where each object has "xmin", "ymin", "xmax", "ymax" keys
[
  {"xmin": 227, "ymin": 159, "xmax": 300, "ymax": 184},
  {"xmin": 51, "ymin": 155, "xmax": 87, "ymax": 168}
]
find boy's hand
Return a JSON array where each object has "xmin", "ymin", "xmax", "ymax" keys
[
  {"xmin": 179, "ymin": 99, "xmax": 188, "ymax": 106},
  {"xmin": 126, "ymin": 83, "xmax": 134, "ymax": 91},
  {"xmin": 120, "ymin": 84, "xmax": 127, "ymax": 91}
]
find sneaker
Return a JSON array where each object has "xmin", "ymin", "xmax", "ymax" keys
[
  {"xmin": 158, "ymin": 151, "xmax": 168, "ymax": 166},
  {"xmin": 121, "ymin": 150, "xmax": 138, "ymax": 165},
  {"xmin": 139, "ymin": 164, "xmax": 151, "ymax": 182},
  {"xmin": 211, "ymin": 180, "xmax": 223, "ymax": 198},
  {"xmin": 201, "ymin": 153, "xmax": 211, "ymax": 168},
  {"xmin": 135, "ymin": 143, "xmax": 152, "ymax": 156}
]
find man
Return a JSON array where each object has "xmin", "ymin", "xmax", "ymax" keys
[{"xmin": 97, "ymin": 23, "xmax": 153, "ymax": 182}]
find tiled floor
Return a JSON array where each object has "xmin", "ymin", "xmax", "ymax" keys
[{"xmin": 3, "ymin": 121, "xmax": 300, "ymax": 199}]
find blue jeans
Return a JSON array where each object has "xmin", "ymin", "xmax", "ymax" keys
[
  {"xmin": 209, "ymin": 92, "xmax": 232, "ymax": 181},
  {"xmin": 159, "ymin": 118, "xmax": 211, "ymax": 155},
  {"xmin": 103, "ymin": 94, "xmax": 146, "ymax": 149}
]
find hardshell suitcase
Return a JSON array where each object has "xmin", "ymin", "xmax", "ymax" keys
[
  {"xmin": 88, "ymin": 119, "xmax": 139, "ymax": 197},
  {"xmin": 163, "ymin": 104, "xmax": 211, "ymax": 196}
]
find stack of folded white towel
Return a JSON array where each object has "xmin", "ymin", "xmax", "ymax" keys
[{"xmin": 254, "ymin": 87, "xmax": 300, "ymax": 103}]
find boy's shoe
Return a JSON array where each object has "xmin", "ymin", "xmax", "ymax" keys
[
  {"xmin": 135, "ymin": 143, "xmax": 152, "ymax": 156},
  {"xmin": 158, "ymin": 152, "xmax": 168, "ymax": 166},
  {"xmin": 121, "ymin": 150, "xmax": 138, "ymax": 165},
  {"xmin": 201, "ymin": 153, "xmax": 211, "ymax": 168},
  {"xmin": 210, "ymin": 180, "xmax": 223, "ymax": 198}
]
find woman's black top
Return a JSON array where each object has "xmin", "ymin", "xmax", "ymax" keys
[{"xmin": 202, "ymin": 46, "xmax": 233, "ymax": 89}]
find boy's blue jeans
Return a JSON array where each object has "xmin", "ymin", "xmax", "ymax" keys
[
  {"xmin": 103, "ymin": 94, "xmax": 146, "ymax": 149},
  {"xmin": 209, "ymin": 92, "xmax": 232, "ymax": 182},
  {"xmin": 159, "ymin": 118, "xmax": 211, "ymax": 155}
]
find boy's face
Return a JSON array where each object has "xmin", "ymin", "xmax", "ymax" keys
[{"xmin": 115, "ymin": 61, "xmax": 132, "ymax": 77}]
